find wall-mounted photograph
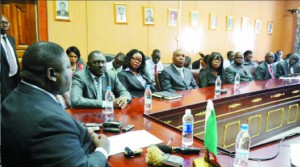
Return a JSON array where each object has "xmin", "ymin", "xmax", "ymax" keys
[
  {"xmin": 190, "ymin": 11, "xmax": 199, "ymax": 28},
  {"xmin": 168, "ymin": 9, "xmax": 179, "ymax": 26},
  {"xmin": 226, "ymin": 16, "xmax": 233, "ymax": 31},
  {"xmin": 255, "ymin": 19, "xmax": 262, "ymax": 33},
  {"xmin": 143, "ymin": 7, "xmax": 154, "ymax": 25},
  {"xmin": 209, "ymin": 14, "xmax": 217, "ymax": 30},
  {"xmin": 55, "ymin": 0, "xmax": 70, "ymax": 21},
  {"xmin": 114, "ymin": 3, "xmax": 127, "ymax": 24},
  {"xmin": 267, "ymin": 22, "xmax": 273, "ymax": 34}
]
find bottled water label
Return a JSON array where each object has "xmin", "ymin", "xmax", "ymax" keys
[
  {"xmin": 183, "ymin": 123, "xmax": 193, "ymax": 133},
  {"xmin": 235, "ymin": 148, "xmax": 249, "ymax": 160},
  {"xmin": 145, "ymin": 99, "xmax": 152, "ymax": 104},
  {"xmin": 107, "ymin": 101, "xmax": 113, "ymax": 107}
]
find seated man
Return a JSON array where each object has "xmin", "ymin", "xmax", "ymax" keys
[
  {"xmin": 106, "ymin": 52, "xmax": 125, "ymax": 74},
  {"xmin": 2, "ymin": 42, "xmax": 110, "ymax": 166},
  {"xmin": 255, "ymin": 52, "xmax": 276, "ymax": 80},
  {"xmin": 160, "ymin": 49, "xmax": 198, "ymax": 92},
  {"xmin": 243, "ymin": 50, "xmax": 258, "ymax": 67},
  {"xmin": 223, "ymin": 51, "xmax": 234, "ymax": 70},
  {"xmin": 71, "ymin": 50, "xmax": 131, "ymax": 108},
  {"xmin": 145, "ymin": 49, "xmax": 164, "ymax": 82},
  {"xmin": 225, "ymin": 52, "xmax": 254, "ymax": 84},
  {"xmin": 184, "ymin": 56, "xmax": 192, "ymax": 69},
  {"xmin": 276, "ymin": 53, "xmax": 300, "ymax": 77},
  {"xmin": 192, "ymin": 52, "xmax": 204, "ymax": 69}
]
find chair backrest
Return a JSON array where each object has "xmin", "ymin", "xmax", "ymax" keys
[
  {"xmin": 191, "ymin": 69, "xmax": 200, "ymax": 85},
  {"xmin": 104, "ymin": 54, "xmax": 115, "ymax": 62},
  {"xmin": 154, "ymin": 72, "xmax": 162, "ymax": 91}
]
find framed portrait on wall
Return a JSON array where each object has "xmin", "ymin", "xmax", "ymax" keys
[
  {"xmin": 55, "ymin": 0, "xmax": 71, "ymax": 21},
  {"xmin": 241, "ymin": 17, "xmax": 248, "ymax": 31},
  {"xmin": 209, "ymin": 14, "xmax": 217, "ymax": 30},
  {"xmin": 190, "ymin": 11, "xmax": 199, "ymax": 28},
  {"xmin": 168, "ymin": 9, "xmax": 179, "ymax": 26},
  {"xmin": 226, "ymin": 16, "xmax": 233, "ymax": 31},
  {"xmin": 114, "ymin": 3, "xmax": 127, "ymax": 24},
  {"xmin": 143, "ymin": 6, "xmax": 154, "ymax": 25},
  {"xmin": 255, "ymin": 19, "xmax": 262, "ymax": 33},
  {"xmin": 267, "ymin": 22, "xmax": 273, "ymax": 34}
]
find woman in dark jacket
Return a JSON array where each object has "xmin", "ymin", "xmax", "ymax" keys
[
  {"xmin": 118, "ymin": 49, "xmax": 156, "ymax": 97},
  {"xmin": 199, "ymin": 52, "xmax": 225, "ymax": 88}
]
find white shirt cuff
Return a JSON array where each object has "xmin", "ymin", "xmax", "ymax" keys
[
  {"xmin": 102, "ymin": 101, "xmax": 108, "ymax": 108},
  {"xmin": 95, "ymin": 147, "xmax": 109, "ymax": 159}
]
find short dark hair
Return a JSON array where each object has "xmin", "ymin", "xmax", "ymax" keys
[
  {"xmin": 123, "ymin": 49, "xmax": 146, "ymax": 73},
  {"xmin": 285, "ymin": 53, "xmax": 293, "ymax": 60},
  {"xmin": 152, "ymin": 49, "xmax": 160, "ymax": 56},
  {"xmin": 243, "ymin": 50, "xmax": 253, "ymax": 57},
  {"xmin": 22, "ymin": 42, "xmax": 65, "ymax": 74},
  {"xmin": 88, "ymin": 50, "xmax": 103, "ymax": 62},
  {"xmin": 185, "ymin": 56, "xmax": 192, "ymax": 63},
  {"xmin": 66, "ymin": 46, "xmax": 81, "ymax": 62},
  {"xmin": 115, "ymin": 52, "xmax": 125, "ymax": 60},
  {"xmin": 227, "ymin": 51, "xmax": 234, "ymax": 57}
]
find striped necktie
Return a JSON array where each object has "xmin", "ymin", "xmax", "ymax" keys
[{"xmin": 95, "ymin": 77, "xmax": 102, "ymax": 100}]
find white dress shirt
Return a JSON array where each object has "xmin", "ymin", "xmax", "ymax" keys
[
  {"xmin": 172, "ymin": 64, "xmax": 184, "ymax": 78},
  {"xmin": 106, "ymin": 60, "xmax": 123, "ymax": 74},
  {"xmin": 223, "ymin": 59, "xmax": 233, "ymax": 70},
  {"xmin": 1, "ymin": 34, "xmax": 18, "ymax": 76},
  {"xmin": 145, "ymin": 59, "xmax": 163, "ymax": 81}
]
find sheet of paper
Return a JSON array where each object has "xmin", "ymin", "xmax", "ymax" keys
[
  {"xmin": 291, "ymin": 144, "xmax": 300, "ymax": 167},
  {"xmin": 279, "ymin": 76, "xmax": 300, "ymax": 80},
  {"xmin": 108, "ymin": 130, "xmax": 163, "ymax": 155}
]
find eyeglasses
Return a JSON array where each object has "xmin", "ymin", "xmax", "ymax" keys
[
  {"xmin": 131, "ymin": 57, "xmax": 142, "ymax": 63},
  {"xmin": 68, "ymin": 55, "xmax": 78, "ymax": 59},
  {"xmin": 0, "ymin": 21, "xmax": 10, "ymax": 26}
]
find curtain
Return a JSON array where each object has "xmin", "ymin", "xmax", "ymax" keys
[{"xmin": 294, "ymin": 8, "xmax": 300, "ymax": 54}]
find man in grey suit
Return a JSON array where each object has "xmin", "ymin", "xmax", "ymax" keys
[
  {"xmin": 2, "ymin": 42, "xmax": 110, "ymax": 166},
  {"xmin": 160, "ymin": 49, "xmax": 198, "ymax": 92},
  {"xmin": 255, "ymin": 52, "xmax": 276, "ymax": 80},
  {"xmin": 276, "ymin": 53, "xmax": 300, "ymax": 77},
  {"xmin": 71, "ymin": 50, "xmax": 131, "ymax": 108},
  {"xmin": 225, "ymin": 52, "xmax": 254, "ymax": 84},
  {"xmin": 56, "ymin": 1, "xmax": 69, "ymax": 17}
]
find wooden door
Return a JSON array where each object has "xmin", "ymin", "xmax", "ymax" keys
[{"xmin": 2, "ymin": 0, "xmax": 37, "ymax": 63}]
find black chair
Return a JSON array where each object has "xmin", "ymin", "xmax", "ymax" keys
[{"xmin": 104, "ymin": 54, "xmax": 115, "ymax": 62}]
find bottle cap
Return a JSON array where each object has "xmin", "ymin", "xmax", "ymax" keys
[
  {"xmin": 146, "ymin": 84, "xmax": 150, "ymax": 88},
  {"xmin": 185, "ymin": 109, "xmax": 191, "ymax": 114},
  {"xmin": 241, "ymin": 124, "xmax": 248, "ymax": 131},
  {"xmin": 107, "ymin": 86, "xmax": 111, "ymax": 90}
]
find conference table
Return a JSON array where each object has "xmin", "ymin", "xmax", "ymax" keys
[{"xmin": 68, "ymin": 79, "xmax": 300, "ymax": 167}]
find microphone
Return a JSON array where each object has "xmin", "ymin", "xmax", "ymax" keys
[{"xmin": 156, "ymin": 144, "xmax": 201, "ymax": 154}]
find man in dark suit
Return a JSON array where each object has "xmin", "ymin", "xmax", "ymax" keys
[
  {"xmin": 2, "ymin": 42, "xmax": 110, "ymax": 166},
  {"xmin": 255, "ymin": 52, "xmax": 276, "ymax": 80},
  {"xmin": 71, "ymin": 50, "xmax": 131, "ymax": 108},
  {"xmin": 160, "ymin": 49, "xmax": 198, "ymax": 92},
  {"xmin": 1, "ymin": 15, "xmax": 20, "ymax": 101},
  {"xmin": 225, "ymin": 52, "xmax": 254, "ymax": 84},
  {"xmin": 57, "ymin": 1, "xmax": 69, "ymax": 17},
  {"xmin": 192, "ymin": 52, "xmax": 204, "ymax": 69},
  {"xmin": 276, "ymin": 53, "xmax": 300, "ymax": 77}
]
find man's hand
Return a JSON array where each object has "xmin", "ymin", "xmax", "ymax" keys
[
  {"xmin": 113, "ymin": 97, "xmax": 128, "ymax": 109},
  {"xmin": 92, "ymin": 134, "xmax": 110, "ymax": 153}
]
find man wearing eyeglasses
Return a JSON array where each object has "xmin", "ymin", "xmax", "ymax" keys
[
  {"xmin": 1, "ymin": 15, "xmax": 20, "ymax": 101},
  {"xmin": 225, "ymin": 52, "xmax": 254, "ymax": 84},
  {"xmin": 160, "ymin": 49, "xmax": 198, "ymax": 92}
]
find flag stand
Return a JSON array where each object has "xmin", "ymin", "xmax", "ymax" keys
[{"xmin": 193, "ymin": 149, "xmax": 221, "ymax": 167}]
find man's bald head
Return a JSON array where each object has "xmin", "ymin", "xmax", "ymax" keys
[
  {"xmin": 265, "ymin": 52, "xmax": 274, "ymax": 64},
  {"xmin": 172, "ymin": 49, "xmax": 185, "ymax": 68}
]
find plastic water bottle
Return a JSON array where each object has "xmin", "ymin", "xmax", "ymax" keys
[
  {"xmin": 104, "ymin": 86, "xmax": 114, "ymax": 114},
  {"xmin": 182, "ymin": 109, "xmax": 194, "ymax": 147},
  {"xmin": 215, "ymin": 75, "xmax": 221, "ymax": 95},
  {"xmin": 144, "ymin": 84, "xmax": 152, "ymax": 112},
  {"xmin": 234, "ymin": 124, "xmax": 251, "ymax": 167},
  {"xmin": 235, "ymin": 73, "xmax": 240, "ymax": 85}
]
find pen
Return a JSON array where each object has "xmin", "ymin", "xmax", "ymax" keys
[{"xmin": 167, "ymin": 137, "xmax": 173, "ymax": 146}]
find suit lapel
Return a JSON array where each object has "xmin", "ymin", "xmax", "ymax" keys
[
  {"xmin": 283, "ymin": 61, "xmax": 289, "ymax": 74},
  {"xmin": 102, "ymin": 72, "xmax": 109, "ymax": 96},
  {"xmin": 183, "ymin": 68, "xmax": 190, "ymax": 86},
  {"xmin": 1, "ymin": 45, "xmax": 8, "ymax": 64},
  {"xmin": 86, "ymin": 70, "xmax": 97, "ymax": 97},
  {"xmin": 263, "ymin": 62, "xmax": 271, "ymax": 78}
]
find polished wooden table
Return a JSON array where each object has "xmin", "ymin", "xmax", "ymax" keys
[{"xmin": 68, "ymin": 79, "xmax": 300, "ymax": 167}]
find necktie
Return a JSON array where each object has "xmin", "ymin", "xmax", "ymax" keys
[
  {"xmin": 240, "ymin": 66, "xmax": 247, "ymax": 76},
  {"xmin": 269, "ymin": 65, "xmax": 274, "ymax": 79},
  {"xmin": 3, "ymin": 36, "xmax": 17, "ymax": 76},
  {"xmin": 179, "ymin": 69, "xmax": 184, "ymax": 79},
  {"xmin": 154, "ymin": 64, "xmax": 157, "ymax": 74},
  {"xmin": 95, "ymin": 77, "xmax": 102, "ymax": 100}
]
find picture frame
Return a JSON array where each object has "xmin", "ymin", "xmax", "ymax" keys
[
  {"xmin": 267, "ymin": 21, "xmax": 273, "ymax": 34},
  {"xmin": 209, "ymin": 13, "xmax": 217, "ymax": 30},
  {"xmin": 241, "ymin": 17, "xmax": 248, "ymax": 31},
  {"xmin": 255, "ymin": 19, "xmax": 262, "ymax": 33},
  {"xmin": 114, "ymin": 3, "xmax": 127, "ymax": 24},
  {"xmin": 168, "ymin": 9, "xmax": 179, "ymax": 27},
  {"xmin": 143, "ymin": 6, "xmax": 154, "ymax": 25},
  {"xmin": 55, "ymin": 0, "xmax": 71, "ymax": 21},
  {"xmin": 226, "ymin": 16, "xmax": 233, "ymax": 31},
  {"xmin": 190, "ymin": 11, "xmax": 199, "ymax": 28}
]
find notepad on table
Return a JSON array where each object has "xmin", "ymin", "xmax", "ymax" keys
[{"xmin": 152, "ymin": 91, "xmax": 183, "ymax": 100}]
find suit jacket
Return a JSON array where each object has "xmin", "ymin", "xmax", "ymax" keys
[
  {"xmin": 117, "ymin": 70, "xmax": 156, "ymax": 98},
  {"xmin": 254, "ymin": 62, "xmax": 276, "ymax": 80},
  {"xmin": 160, "ymin": 65, "xmax": 198, "ymax": 92},
  {"xmin": 199, "ymin": 68, "xmax": 225, "ymax": 88},
  {"xmin": 1, "ymin": 35, "xmax": 20, "ymax": 101},
  {"xmin": 71, "ymin": 68, "xmax": 131, "ymax": 108},
  {"xmin": 57, "ymin": 10, "xmax": 69, "ymax": 17},
  {"xmin": 192, "ymin": 59, "xmax": 201, "ymax": 69},
  {"xmin": 225, "ymin": 63, "xmax": 254, "ymax": 84},
  {"xmin": 276, "ymin": 60, "xmax": 299, "ymax": 77},
  {"xmin": 2, "ymin": 82, "xmax": 106, "ymax": 167}
]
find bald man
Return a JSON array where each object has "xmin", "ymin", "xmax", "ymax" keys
[
  {"xmin": 160, "ymin": 49, "xmax": 198, "ymax": 92},
  {"xmin": 1, "ymin": 15, "xmax": 20, "ymax": 101},
  {"xmin": 255, "ymin": 52, "xmax": 276, "ymax": 80},
  {"xmin": 276, "ymin": 53, "xmax": 300, "ymax": 77}
]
